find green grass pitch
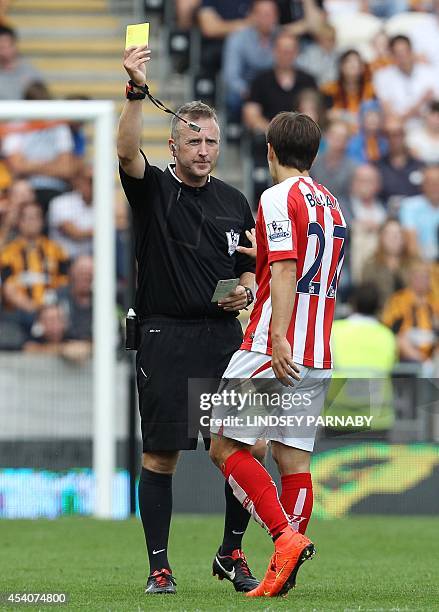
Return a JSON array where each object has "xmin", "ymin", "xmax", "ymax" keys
[{"xmin": 1, "ymin": 515, "xmax": 438, "ymax": 611}]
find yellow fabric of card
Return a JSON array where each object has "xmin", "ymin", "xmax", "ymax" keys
[{"xmin": 125, "ymin": 23, "xmax": 149, "ymax": 48}]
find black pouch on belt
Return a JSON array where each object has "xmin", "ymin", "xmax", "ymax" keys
[{"xmin": 125, "ymin": 308, "xmax": 140, "ymax": 350}]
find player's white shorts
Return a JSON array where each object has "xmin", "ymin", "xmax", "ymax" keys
[{"xmin": 210, "ymin": 350, "xmax": 332, "ymax": 452}]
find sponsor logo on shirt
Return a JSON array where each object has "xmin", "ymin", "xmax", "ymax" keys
[{"xmin": 267, "ymin": 219, "xmax": 291, "ymax": 242}]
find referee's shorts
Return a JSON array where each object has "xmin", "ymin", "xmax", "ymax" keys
[{"xmin": 136, "ymin": 316, "xmax": 243, "ymax": 452}]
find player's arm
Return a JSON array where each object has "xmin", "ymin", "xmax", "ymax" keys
[
  {"xmin": 117, "ymin": 45, "xmax": 150, "ymax": 179},
  {"xmin": 271, "ymin": 259, "xmax": 300, "ymax": 386}
]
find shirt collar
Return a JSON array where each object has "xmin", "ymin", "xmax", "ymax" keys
[{"xmin": 167, "ymin": 163, "xmax": 211, "ymax": 189}]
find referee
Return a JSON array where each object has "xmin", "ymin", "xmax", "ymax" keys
[{"xmin": 118, "ymin": 45, "xmax": 261, "ymax": 595}]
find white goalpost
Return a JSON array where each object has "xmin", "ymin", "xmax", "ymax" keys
[{"xmin": 0, "ymin": 100, "xmax": 116, "ymax": 519}]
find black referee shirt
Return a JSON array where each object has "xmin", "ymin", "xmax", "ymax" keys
[{"xmin": 119, "ymin": 152, "xmax": 255, "ymax": 319}]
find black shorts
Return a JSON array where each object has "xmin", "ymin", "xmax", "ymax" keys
[{"xmin": 136, "ymin": 316, "xmax": 243, "ymax": 452}]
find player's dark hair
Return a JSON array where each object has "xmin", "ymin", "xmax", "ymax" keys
[
  {"xmin": 0, "ymin": 25, "xmax": 17, "ymax": 40},
  {"xmin": 389, "ymin": 34, "xmax": 411, "ymax": 51},
  {"xmin": 351, "ymin": 283, "xmax": 380, "ymax": 316},
  {"xmin": 266, "ymin": 111, "xmax": 321, "ymax": 171}
]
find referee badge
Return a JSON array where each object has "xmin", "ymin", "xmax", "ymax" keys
[{"xmin": 226, "ymin": 229, "xmax": 240, "ymax": 256}]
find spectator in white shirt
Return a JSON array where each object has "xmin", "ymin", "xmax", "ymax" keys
[
  {"xmin": 2, "ymin": 81, "xmax": 75, "ymax": 217},
  {"xmin": 373, "ymin": 35, "xmax": 439, "ymax": 129},
  {"xmin": 324, "ymin": 0, "xmax": 364, "ymax": 16},
  {"xmin": 324, "ymin": 0, "xmax": 407, "ymax": 18},
  {"xmin": 407, "ymin": 100, "xmax": 439, "ymax": 165},
  {"xmin": 48, "ymin": 165, "xmax": 93, "ymax": 259},
  {"xmin": 411, "ymin": 0, "xmax": 439, "ymax": 74}
]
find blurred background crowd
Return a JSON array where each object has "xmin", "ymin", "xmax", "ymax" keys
[{"xmin": 0, "ymin": 0, "xmax": 437, "ymax": 380}]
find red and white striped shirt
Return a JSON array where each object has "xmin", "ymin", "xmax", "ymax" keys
[{"xmin": 241, "ymin": 176, "xmax": 347, "ymax": 368}]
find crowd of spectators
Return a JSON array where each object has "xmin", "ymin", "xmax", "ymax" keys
[
  {"xmin": 0, "ymin": 0, "xmax": 437, "ymax": 375},
  {"xmin": 172, "ymin": 0, "xmax": 438, "ymax": 373},
  {"xmin": 0, "ymin": 20, "xmax": 128, "ymax": 360}
]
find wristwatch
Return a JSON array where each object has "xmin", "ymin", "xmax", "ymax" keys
[
  {"xmin": 244, "ymin": 286, "xmax": 254, "ymax": 308},
  {"xmin": 125, "ymin": 80, "xmax": 147, "ymax": 100}
]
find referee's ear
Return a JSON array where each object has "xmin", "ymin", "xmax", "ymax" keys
[{"xmin": 168, "ymin": 139, "xmax": 177, "ymax": 159}]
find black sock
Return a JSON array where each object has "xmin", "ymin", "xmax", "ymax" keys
[
  {"xmin": 220, "ymin": 480, "xmax": 251, "ymax": 556},
  {"xmin": 138, "ymin": 468, "xmax": 172, "ymax": 573}
]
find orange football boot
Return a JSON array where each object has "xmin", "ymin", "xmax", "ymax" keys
[
  {"xmin": 269, "ymin": 527, "xmax": 316, "ymax": 597},
  {"xmin": 245, "ymin": 553, "xmax": 276, "ymax": 597}
]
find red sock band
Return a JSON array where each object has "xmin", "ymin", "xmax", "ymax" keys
[
  {"xmin": 280, "ymin": 472, "xmax": 313, "ymax": 535},
  {"xmin": 223, "ymin": 449, "xmax": 289, "ymax": 538}
]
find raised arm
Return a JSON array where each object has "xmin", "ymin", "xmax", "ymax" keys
[{"xmin": 117, "ymin": 45, "xmax": 151, "ymax": 179}]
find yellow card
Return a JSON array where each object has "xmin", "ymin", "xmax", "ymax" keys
[{"xmin": 125, "ymin": 23, "xmax": 149, "ymax": 49}]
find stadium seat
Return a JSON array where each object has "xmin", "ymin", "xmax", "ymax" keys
[
  {"xmin": 329, "ymin": 12, "xmax": 383, "ymax": 60},
  {"xmin": 144, "ymin": 0, "xmax": 165, "ymax": 14},
  {"xmin": 168, "ymin": 29, "xmax": 191, "ymax": 73},
  {"xmin": 384, "ymin": 11, "xmax": 432, "ymax": 38},
  {"xmin": 193, "ymin": 74, "xmax": 217, "ymax": 107}
]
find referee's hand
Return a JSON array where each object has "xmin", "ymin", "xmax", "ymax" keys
[
  {"xmin": 123, "ymin": 44, "xmax": 151, "ymax": 86},
  {"xmin": 218, "ymin": 285, "xmax": 247, "ymax": 311},
  {"xmin": 236, "ymin": 229, "xmax": 256, "ymax": 259}
]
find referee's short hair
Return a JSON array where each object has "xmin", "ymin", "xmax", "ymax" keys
[
  {"xmin": 171, "ymin": 101, "xmax": 219, "ymax": 142},
  {"xmin": 267, "ymin": 111, "xmax": 321, "ymax": 172}
]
